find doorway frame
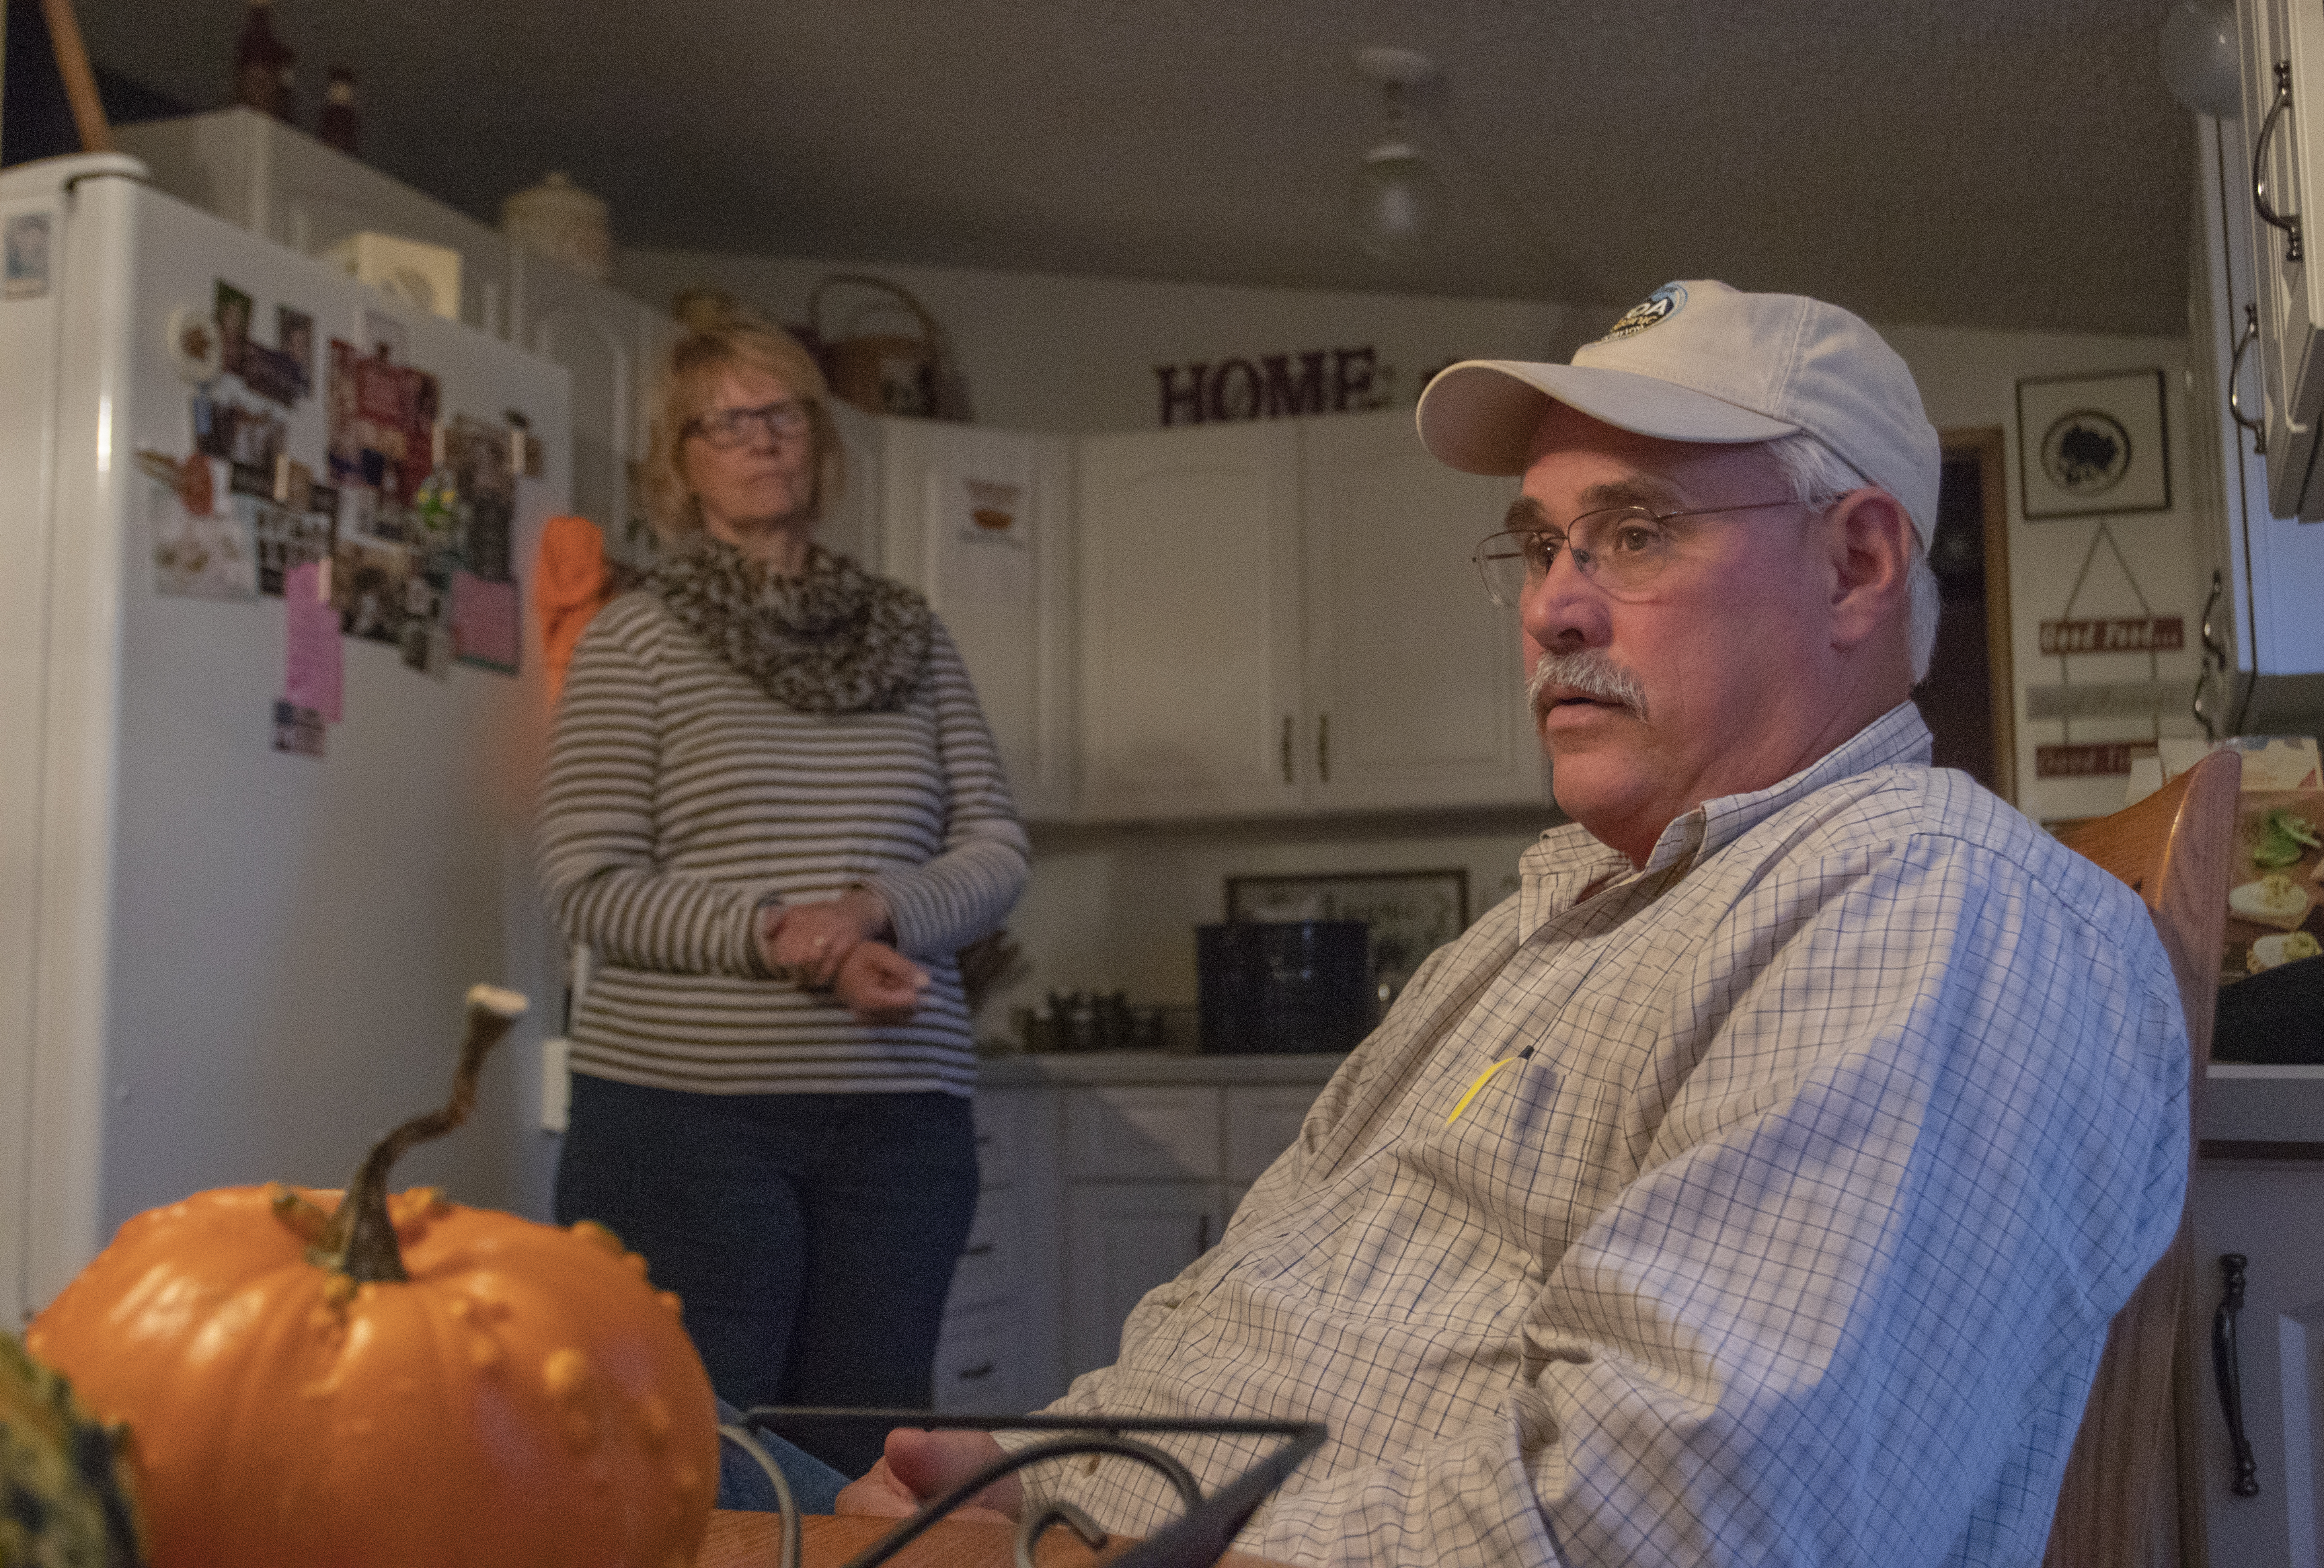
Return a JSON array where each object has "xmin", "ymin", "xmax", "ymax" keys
[{"xmin": 1940, "ymin": 425, "xmax": 2017, "ymax": 805}]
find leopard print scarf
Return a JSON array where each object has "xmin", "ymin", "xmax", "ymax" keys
[{"xmin": 650, "ymin": 536, "xmax": 934, "ymax": 714}]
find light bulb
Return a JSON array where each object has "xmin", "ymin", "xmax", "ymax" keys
[
  {"xmin": 1349, "ymin": 137, "xmax": 1443, "ymax": 263},
  {"xmin": 2160, "ymin": 0, "xmax": 2240, "ymax": 118}
]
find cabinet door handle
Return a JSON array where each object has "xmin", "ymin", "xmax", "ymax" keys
[
  {"xmin": 2229, "ymin": 303, "xmax": 2268, "ymax": 457},
  {"xmin": 963, "ymin": 1242, "xmax": 995, "ymax": 1258},
  {"xmin": 1317, "ymin": 714, "xmax": 1330, "ymax": 782},
  {"xmin": 955, "ymin": 1362, "xmax": 996, "ymax": 1381},
  {"xmin": 2213, "ymin": 1252, "xmax": 2262, "ymax": 1498},
  {"xmin": 2195, "ymin": 569, "xmax": 2231, "ymax": 741},
  {"xmin": 2256, "ymin": 60, "xmax": 2305, "ymax": 263},
  {"xmin": 1281, "ymin": 716, "xmax": 1294, "ymax": 783},
  {"xmin": 1196, "ymin": 1215, "xmax": 1211, "ymax": 1253}
]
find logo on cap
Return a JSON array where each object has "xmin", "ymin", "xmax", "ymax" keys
[{"xmin": 1598, "ymin": 283, "xmax": 1688, "ymax": 343}]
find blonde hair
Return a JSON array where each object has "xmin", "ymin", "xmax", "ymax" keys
[{"xmin": 643, "ymin": 292, "xmax": 846, "ymax": 542}]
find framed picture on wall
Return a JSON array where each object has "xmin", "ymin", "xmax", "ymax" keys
[
  {"xmin": 2014, "ymin": 368, "xmax": 2172, "ymax": 519},
  {"xmin": 1225, "ymin": 868, "xmax": 1469, "ymax": 1006}
]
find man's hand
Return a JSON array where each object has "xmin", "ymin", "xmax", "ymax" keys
[
  {"xmin": 759, "ymin": 889, "xmax": 891, "ymax": 988},
  {"xmin": 837, "ymin": 1428, "xmax": 1022, "ymax": 1523},
  {"xmin": 832, "ymin": 940, "xmax": 929, "ymax": 1022}
]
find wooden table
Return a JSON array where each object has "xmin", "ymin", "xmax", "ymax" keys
[{"xmin": 696, "ymin": 1511, "xmax": 1287, "ymax": 1567}]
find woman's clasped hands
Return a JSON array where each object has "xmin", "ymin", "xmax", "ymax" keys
[{"xmin": 758, "ymin": 888, "xmax": 929, "ymax": 1022}]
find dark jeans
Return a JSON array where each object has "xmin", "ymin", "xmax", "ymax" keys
[
  {"xmin": 555, "ymin": 1076, "xmax": 980, "ymax": 1478},
  {"xmin": 717, "ymin": 1398, "xmax": 850, "ymax": 1515}
]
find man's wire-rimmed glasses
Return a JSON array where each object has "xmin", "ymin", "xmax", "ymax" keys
[
  {"xmin": 686, "ymin": 398, "xmax": 815, "ymax": 449},
  {"xmin": 1472, "ymin": 497, "xmax": 1803, "ymax": 607}
]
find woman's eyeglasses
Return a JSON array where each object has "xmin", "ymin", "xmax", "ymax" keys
[{"xmin": 687, "ymin": 399, "xmax": 814, "ymax": 449}]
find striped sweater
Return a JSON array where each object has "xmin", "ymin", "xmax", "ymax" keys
[{"xmin": 536, "ymin": 589, "xmax": 1029, "ymax": 1096}]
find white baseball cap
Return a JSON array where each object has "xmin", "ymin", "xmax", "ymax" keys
[{"xmin": 1415, "ymin": 280, "xmax": 1940, "ymax": 550}]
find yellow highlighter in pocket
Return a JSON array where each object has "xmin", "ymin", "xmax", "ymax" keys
[{"xmin": 1446, "ymin": 1044, "xmax": 1536, "ymax": 1124}]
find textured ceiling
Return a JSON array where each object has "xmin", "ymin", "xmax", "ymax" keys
[{"xmin": 76, "ymin": 0, "xmax": 2196, "ymax": 336}]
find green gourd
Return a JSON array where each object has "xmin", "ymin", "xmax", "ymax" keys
[{"xmin": 0, "ymin": 1329, "xmax": 145, "ymax": 1568}]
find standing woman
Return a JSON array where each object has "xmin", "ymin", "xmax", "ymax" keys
[{"xmin": 537, "ymin": 304, "xmax": 1027, "ymax": 1474}]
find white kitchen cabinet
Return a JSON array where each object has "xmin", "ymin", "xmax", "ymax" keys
[
  {"xmin": 948, "ymin": 1188, "xmax": 1019, "ymax": 1315},
  {"xmin": 870, "ymin": 419, "xmax": 1078, "ymax": 821},
  {"xmin": 1076, "ymin": 415, "xmax": 1541, "ymax": 821},
  {"xmin": 117, "ymin": 107, "xmax": 511, "ymax": 337},
  {"xmin": 966, "ymin": 1057, "xmax": 1341, "ymax": 1410},
  {"xmin": 1053, "ymin": 1079, "xmax": 1316, "ymax": 1390},
  {"xmin": 931, "ymin": 1086, "xmax": 1047, "ymax": 1416},
  {"xmin": 1223, "ymin": 1086, "xmax": 1318, "ymax": 1184},
  {"xmin": 506, "ymin": 248, "xmax": 669, "ymax": 563},
  {"xmin": 1067, "ymin": 1086, "xmax": 1223, "ymax": 1181},
  {"xmin": 2187, "ymin": 1156, "xmax": 2324, "ymax": 1568},
  {"xmin": 1300, "ymin": 412, "xmax": 1541, "ymax": 810},
  {"xmin": 2192, "ymin": 110, "xmax": 2324, "ymax": 715},
  {"xmin": 2226, "ymin": 0, "xmax": 2324, "ymax": 517},
  {"xmin": 931, "ymin": 1304, "xmax": 1022, "ymax": 1415},
  {"xmin": 1064, "ymin": 1181, "xmax": 1227, "ymax": 1380},
  {"xmin": 1077, "ymin": 423, "xmax": 1306, "ymax": 818}
]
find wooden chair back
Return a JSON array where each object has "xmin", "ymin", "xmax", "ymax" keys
[{"xmin": 2043, "ymin": 749, "xmax": 2242, "ymax": 1568}]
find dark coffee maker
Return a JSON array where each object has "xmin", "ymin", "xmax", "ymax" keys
[{"xmin": 1195, "ymin": 921, "xmax": 1371, "ymax": 1055}]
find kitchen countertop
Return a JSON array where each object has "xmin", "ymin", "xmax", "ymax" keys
[
  {"xmin": 976, "ymin": 1050, "xmax": 1347, "ymax": 1088},
  {"xmin": 2203, "ymin": 1063, "xmax": 2324, "ymax": 1150},
  {"xmin": 978, "ymin": 1056, "xmax": 2323, "ymax": 1144}
]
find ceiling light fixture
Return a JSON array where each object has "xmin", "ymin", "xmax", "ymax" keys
[
  {"xmin": 2159, "ymin": 0, "xmax": 2240, "ymax": 119},
  {"xmin": 1349, "ymin": 47, "xmax": 1444, "ymax": 264}
]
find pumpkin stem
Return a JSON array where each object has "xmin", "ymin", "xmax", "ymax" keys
[{"xmin": 312, "ymin": 985, "xmax": 528, "ymax": 1284}]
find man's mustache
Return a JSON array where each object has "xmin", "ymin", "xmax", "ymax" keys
[{"xmin": 1527, "ymin": 651, "xmax": 1649, "ymax": 722}]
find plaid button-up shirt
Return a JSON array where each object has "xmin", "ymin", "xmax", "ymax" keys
[{"xmin": 1014, "ymin": 704, "xmax": 2188, "ymax": 1566}]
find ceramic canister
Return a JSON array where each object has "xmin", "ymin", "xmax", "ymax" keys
[{"xmin": 500, "ymin": 172, "xmax": 611, "ymax": 282}]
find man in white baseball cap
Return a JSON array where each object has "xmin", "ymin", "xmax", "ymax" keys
[
  {"xmin": 1415, "ymin": 277, "xmax": 1946, "ymax": 865},
  {"xmin": 840, "ymin": 285, "xmax": 2187, "ymax": 1568}
]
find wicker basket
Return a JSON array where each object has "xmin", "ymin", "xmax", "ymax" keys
[{"xmin": 808, "ymin": 274, "xmax": 972, "ymax": 421}]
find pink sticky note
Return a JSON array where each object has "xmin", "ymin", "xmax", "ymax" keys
[
  {"xmin": 449, "ymin": 570, "xmax": 520, "ymax": 673},
  {"xmin": 283, "ymin": 560, "xmax": 344, "ymax": 722}
]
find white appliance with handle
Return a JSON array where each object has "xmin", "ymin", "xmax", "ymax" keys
[{"xmin": 0, "ymin": 153, "xmax": 572, "ymax": 1324}]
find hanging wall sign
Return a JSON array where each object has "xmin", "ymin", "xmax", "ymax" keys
[
  {"xmin": 2024, "ymin": 680, "xmax": 2196, "ymax": 721},
  {"xmin": 2032, "ymin": 520, "xmax": 2186, "ymax": 779},
  {"xmin": 2036, "ymin": 616, "xmax": 2185, "ymax": 655},
  {"xmin": 2015, "ymin": 368, "xmax": 2172, "ymax": 519},
  {"xmin": 2035, "ymin": 742, "xmax": 2148, "ymax": 779},
  {"xmin": 1151, "ymin": 346, "xmax": 1395, "ymax": 427}
]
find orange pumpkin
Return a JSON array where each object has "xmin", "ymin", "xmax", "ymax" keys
[{"xmin": 25, "ymin": 987, "xmax": 718, "ymax": 1568}]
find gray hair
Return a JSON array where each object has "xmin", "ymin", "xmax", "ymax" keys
[{"xmin": 1758, "ymin": 432, "xmax": 1941, "ymax": 684}]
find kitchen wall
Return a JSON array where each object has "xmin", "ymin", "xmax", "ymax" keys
[
  {"xmin": 1882, "ymin": 323, "xmax": 2210, "ymax": 825},
  {"xmin": 613, "ymin": 248, "xmax": 1618, "ymax": 433},
  {"xmin": 613, "ymin": 247, "xmax": 2213, "ymax": 1016},
  {"xmin": 1006, "ymin": 810, "xmax": 1558, "ymax": 1022}
]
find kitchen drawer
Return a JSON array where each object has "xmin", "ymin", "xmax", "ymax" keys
[
  {"xmin": 1066, "ymin": 1087, "xmax": 1220, "ymax": 1180},
  {"xmin": 948, "ymin": 1190, "xmax": 1018, "ymax": 1313},
  {"xmin": 972, "ymin": 1088, "xmax": 1024, "ymax": 1190},
  {"xmin": 932, "ymin": 1306, "xmax": 1020, "ymax": 1414},
  {"xmin": 1224, "ymin": 1085, "xmax": 1318, "ymax": 1182}
]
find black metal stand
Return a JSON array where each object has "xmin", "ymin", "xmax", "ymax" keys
[{"xmin": 731, "ymin": 1408, "xmax": 1327, "ymax": 1568}]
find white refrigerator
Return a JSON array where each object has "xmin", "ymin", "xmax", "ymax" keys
[{"xmin": 0, "ymin": 152, "xmax": 573, "ymax": 1324}]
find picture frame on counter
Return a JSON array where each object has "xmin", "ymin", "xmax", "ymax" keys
[
  {"xmin": 1225, "ymin": 868, "xmax": 1470, "ymax": 1005},
  {"xmin": 2014, "ymin": 367, "xmax": 2172, "ymax": 519}
]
